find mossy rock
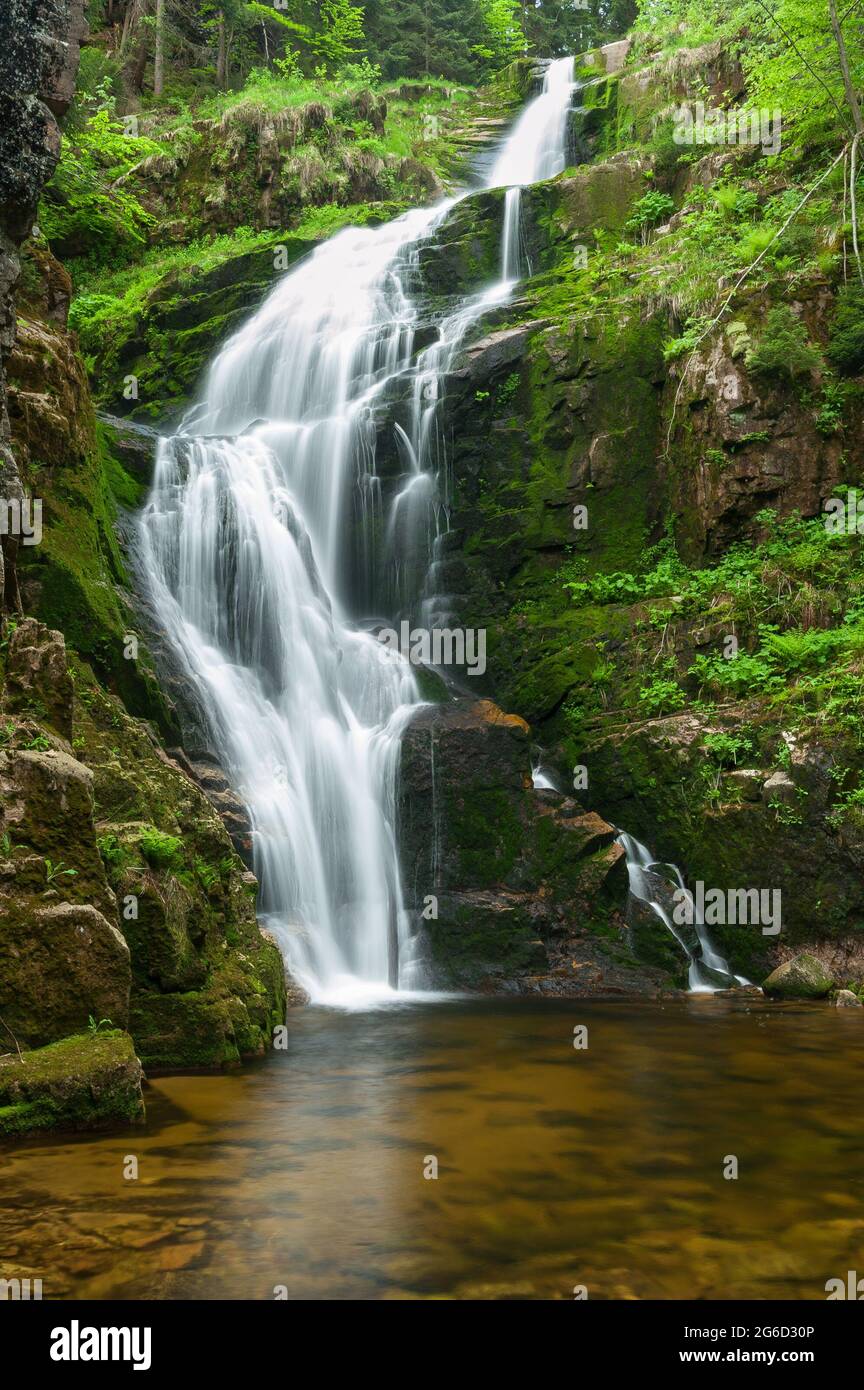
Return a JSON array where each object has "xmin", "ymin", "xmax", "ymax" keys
[
  {"xmin": 0, "ymin": 1031, "xmax": 144, "ymax": 1137},
  {"xmin": 762, "ymin": 954, "xmax": 834, "ymax": 1000},
  {"xmin": 426, "ymin": 891, "xmax": 548, "ymax": 988}
]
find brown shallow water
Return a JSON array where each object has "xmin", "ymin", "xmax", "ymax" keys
[{"xmin": 1, "ymin": 995, "xmax": 862, "ymax": 1300}]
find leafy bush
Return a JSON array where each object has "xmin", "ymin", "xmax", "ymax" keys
[
  {"xmin": 745, "ymin": 306, "xmax": 822, "ymax": 381},
  {"xmin": 624, "ymin": 191, "xmax": 676, "ymax": 239},
  {"xmin": 638, "ymin": 678, "xmax": 687, "ymax": 716},
  {"xmin": 815, "ymin": 379, "xmax": 848, "ymax": 436},
  {"xmin": 565, "ymin": 571, "xmax": 647, "ymax": 605},
  {"xmin": 703, "ymin": 732, "xmax": 754, "ymax": 766},
  {"xmin": 40, "ymin": 110, "xmax": 159, "ymax": 265},
  {"xmin": 762, "ymin": 626, "xmax": 848, "ymax": 671},
  {"xmin": 689, "ymin": 650, "xmax": 777, "ymax": 695}
]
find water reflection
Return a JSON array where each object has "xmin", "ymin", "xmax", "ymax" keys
[{"xmin": 1, "ymin": 997, "xmax": 862, "ymax": 1299}]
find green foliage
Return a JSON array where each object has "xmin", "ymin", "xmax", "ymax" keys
[
  {"xmin": 638, "ymin": 677, "xmax": 687, "ymax": 715},
  {"xmin": 364, "ymin": 0, "xmax": 491, "ymax": 83},
  {"xmin": 703, "ymin": 732, "xmax": 754, "ymax": 766},
  {"xmin": 40, "ymin": 111, "xmax": 160, "ymax": 266},
  {"xmin": 662, "ymin": 316, "xmax": 709, "ymax": 362},
  {"xmin": 624, "ymin": 190, "xmax": 675, "ymax": 239},
  {"xmin": 689, "ymin": 649, "xmax": 777, "ymax": 695},
  {"xmin": 87, "ymin": 1015, "xmax": 115, "ymax": 1035},
  {"xmin": 635, "ymin": 0, "xmax": 864, "ymax": 150},
  {"xmin": 498, "ymin": 371, "xmax": 520, "ymax": 406},
  {"xmin": 44, "ymin": 859, "xmax": 77, "ymax": 884},
  {"xmin": 310, "ymin": 0, "xmax": 367, "ymax": 69},
  {"xmin": 815, "ymin": 379, "xmax": 849, "ymax": 437},
  {"xmin": 566, "ymin": 571, "xmax": 647, "ymax": 604},
  {"xmin": 96, "ymin": 833, "xmax": 131, "ymax": 878},
  {"xmin": 827, "ymin": 284, "xmax": 864, "ymax": 376},
  {"xmin": 745, "ymin": 307, "xmax": 822, "ymax": 381},
  {"xmin": 762, "ymin": 625, "xmax": 848, "ymax": 671},
  {"xmin": 139, "ymin": 827, "xmax": 184, "ymax": 871},
  {"xmin": 473, "ymin": 0, "xmax": 525, "ymax": 66}
]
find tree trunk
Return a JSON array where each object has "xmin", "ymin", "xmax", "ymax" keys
[
  {"xmin": 217, "ymin": 10, "xmax": 227, "ymax": 90},
  {"xmin": 119, "ymin": 0, "xmax": 136, "ymax": 55},
  {"xmin": 153, "ymin": 0, "xmax": 165, "ymax": 98},
  {"xmin": 829, "ymin": 0, "xmax": 863, "ymax": 134}
]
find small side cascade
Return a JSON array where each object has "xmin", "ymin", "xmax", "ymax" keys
[{"xmin": 616, "ymin": 832, "xmax": 749, "ymax": 993}]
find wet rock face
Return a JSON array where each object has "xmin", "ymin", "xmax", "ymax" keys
[
  {"xmin": 398, "ymin": 697, "xmax": 665, "ymax": 995},
  {"xmin": 0, "ymin": 0, "xmax": 87, "ymax": 615},
  {"xmin": 668, "ymin": 295, "xmax": 857, "ymax": 560},
  {"xmin": 582, "ymin": 713, "xmax": 864, "ymax": 983},
  {"xmin": 0, "ymin": 726, "xmax": 130, "ymax": 1047},
  {"xmin": 0, "ymin": 902, "xmax": 132, "ymax": 1047}
]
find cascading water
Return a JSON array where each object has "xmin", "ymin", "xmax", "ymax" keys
[
  {"xmin": 488, "ymin": 56, "xmax": 576, "ymax": 279},
  {"xmin": 138, "ymin": 58, "xmax": 579, "ymax": 1006},
  {"xmin": 616, "ymin": 832, "xmax": 749, "ymax": 992}
]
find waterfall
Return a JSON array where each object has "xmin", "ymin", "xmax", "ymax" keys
[
  {"xmin": 617, "ymin": 832, "xmax": 749, "ymax": 992},
  {"xmin": 489, "ymin": 57, "xmax": 576, "ymax": 279},
  {"xmin": 138, "ymin": 60, "xmax": 578, "ymax": 1007}
]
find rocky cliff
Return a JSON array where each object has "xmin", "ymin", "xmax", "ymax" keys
[
  {"xmin": 411, "ymin": 40, "xmax": 864, "ymax": 990},
  {"xmin": 0, "ymin": 2, "xmax": 286, "ymax": 1135},
  {"xmin": 0, "ymin": 0, "xmax": 87, "ymax": 614}
]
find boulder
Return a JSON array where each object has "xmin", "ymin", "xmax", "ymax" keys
[
  {"xmin": 762, "ymin": 953, "xmax": 834, "ymax": 999},
  {"xmin": 833, "ymin": 989, "xmax": 863, "ymax": 1009},
  {"xmin": 0, "ymin": 1031, "xmax": 143, "ymax": 1136},
  {"xmin": 0, "ymin": 901, "xmax": 131, "ymax": 1046},
  {"xmin": 98, "ymin": 413, "xmax": 159, "ymax": 488},
  {"xmin": 398, "ymin": 697, "xmax": 639, "ymax": 993},
  {"xmin": 3, "ymin": 616, "xmax": 73, "ymax": 737}
]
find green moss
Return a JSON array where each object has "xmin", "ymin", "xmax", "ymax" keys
[
  {"xmin": 129, "ymin": 970, "xmax": 281, "ymax": 1070},
  {"xmin": 18, "ymin": 423, "xmax": 176, "ymax": 735},
  {"xmin": 0, "ymin": 1031, "xmax": 144, "ymax": 1137},
  {"xmin": 445, "ymin": 786, "xmax": 523, "ymax": 886},
  {"xmin": 427, "ymin": 899, "xmax": 546, "ymax": 988}
]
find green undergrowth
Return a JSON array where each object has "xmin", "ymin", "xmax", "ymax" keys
[{"xmin": 561, "ymin": 509, "xmax": 864, "ymax": 749}]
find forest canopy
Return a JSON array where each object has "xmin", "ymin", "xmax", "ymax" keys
[{"xmin": 82, "ymin": 0, "xmax": 638, "ymax": 100}]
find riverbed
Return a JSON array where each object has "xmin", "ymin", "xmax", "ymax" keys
[{"xmin": 1, "ymin": 995, "xmax": 860, "ymax": 1299}]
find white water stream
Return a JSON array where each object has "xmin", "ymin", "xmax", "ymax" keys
[
  {"xmin": 617, "ymin": 832, "xmax": 746, "ymax": 991},
  {"xmin": 488, "ymin": 56, "xmax": 575, "ymax": 279},
  {"xmin": 138, "ymin": 59, "xmax": 578, "ymax": 1006}
]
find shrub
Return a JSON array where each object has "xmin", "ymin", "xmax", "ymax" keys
[
  {"xmin": 638, "ymin": 678, "xmax": 687, "ymax": 716},
  {"xmin": 624, "ymin": 191, "xmax": 676, "ymax": 240},
  {"xmin": 745, "ymin": 306, "xmax": 822, "ymax": 381},
  {"xmin": 703, "ymin": 732, "xmax": 754, "ymax": 766}
]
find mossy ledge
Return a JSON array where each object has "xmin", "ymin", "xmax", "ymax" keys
[{"xmin": 0, "ymin": 1031, "xmax": 144, "ymax": 1138}]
